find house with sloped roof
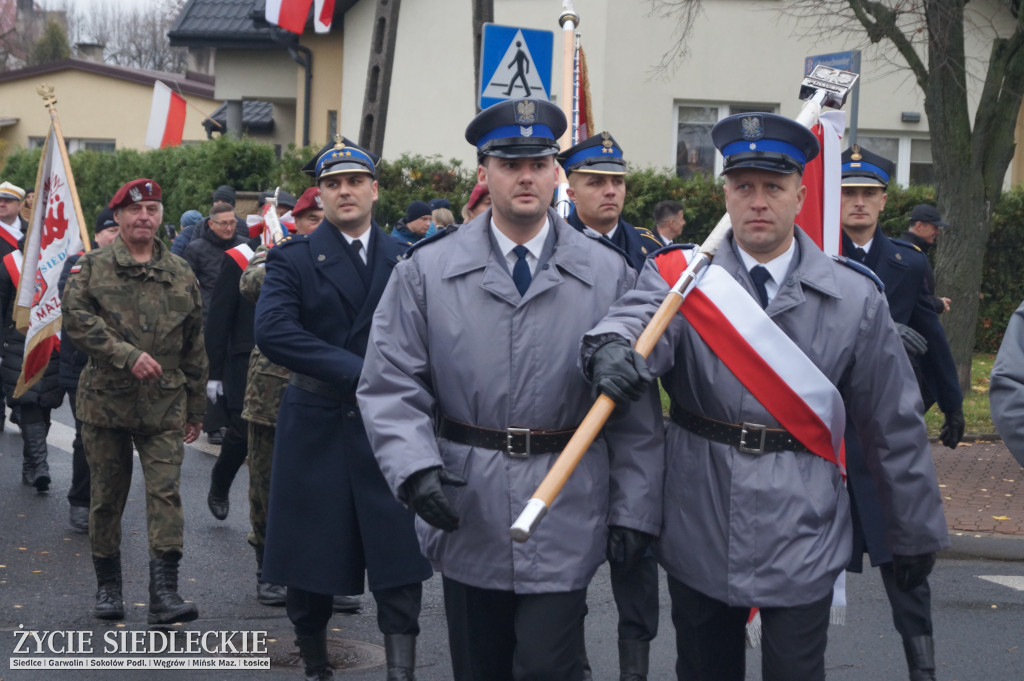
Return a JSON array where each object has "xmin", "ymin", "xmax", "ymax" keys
[{"xmin": 0, "ymin": 57, "xmax": 218, "ymax": 156}]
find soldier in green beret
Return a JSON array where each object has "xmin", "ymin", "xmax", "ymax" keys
[{"xmin": 62, "ymin": 178, "xmax": 208, "ymax": 625}]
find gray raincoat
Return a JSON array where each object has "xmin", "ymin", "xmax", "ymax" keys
[
  {"xmin": 357, "ymin": 208, "xmax": 665, "ymax": 594},
  {"xmin": 582, "ymin": 228, "xmax": 949, "ymax": 608}
]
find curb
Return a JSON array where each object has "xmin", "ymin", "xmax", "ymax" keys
[{"xmin": 942, "ymin": 531, "xmax": 1024, "ymax": 562}]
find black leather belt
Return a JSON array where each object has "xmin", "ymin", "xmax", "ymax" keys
[
  {"xmin": 669, "ymin": 403, "xmax": 807, "ymax": 454},
  {"xmin": 288, "ymin": 373, "xmax": 353, "ymax": 404},
  {"xmin": 438, "ymin": 416, "xmax": 576, "ymax": 458}
]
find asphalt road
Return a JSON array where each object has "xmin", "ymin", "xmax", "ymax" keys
[{"xmin": 2, "ymin": 403, "xmax": 1023, "ymax": 680}]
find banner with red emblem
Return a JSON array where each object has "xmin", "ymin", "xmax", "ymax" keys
[{"xmin": 13, "ymin": 120, "xmax": 88, "ymax": 397}]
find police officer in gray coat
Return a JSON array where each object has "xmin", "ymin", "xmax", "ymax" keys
[
  {"xmin": 582, "ymin": 113, "xmax": 949, "ymax": 681},
  {"xmin": 358, "ymin": 99, "xmax": 664, "ymax": 681}
]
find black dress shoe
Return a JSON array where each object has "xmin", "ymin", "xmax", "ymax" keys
[
  {"xmin": 69, "ymin": 506, "xmax": 89, "ymax": 533},
  {"xmin": 207, "ymin": 492, "xmax": 229, "ymax": 520},
  {"xmin": 207, "ymin": 430, "xmax": 223, "ymax": 445}
]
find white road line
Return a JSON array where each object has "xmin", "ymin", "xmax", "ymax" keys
[{"xmin": 979, "ymin": 575, "xmax": 1024, "ymax": 591}]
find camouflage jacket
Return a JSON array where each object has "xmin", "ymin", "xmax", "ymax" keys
[
  {"xmin": 240, "ymin": 245, "xmax": 288, "ymax": 426},
  {"xmin": 62, "ymin": 236, "xmax": 207, "ymax": 431}
]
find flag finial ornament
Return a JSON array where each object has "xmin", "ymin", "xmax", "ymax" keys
[{"xmin": 37, "ymin": 84, "xmax": 57, "ymax": 110}]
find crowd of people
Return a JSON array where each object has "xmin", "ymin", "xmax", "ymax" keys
[{"xmin": 2, "ymin": 96, "xmax": 1013, "ymax": 681}]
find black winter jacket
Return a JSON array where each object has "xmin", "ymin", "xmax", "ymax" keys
[{"xmin": 182, "ymin": 218, "xmax": 246, "ymax": 327}]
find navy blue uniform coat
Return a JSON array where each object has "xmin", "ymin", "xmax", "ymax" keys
[
  {"xmin": 254, "ymin": 220, "xmax": 431, "ymax": 596},
  {"xmin": 842, "ymin": 228, "xmax": 961, "ymax": 569}
]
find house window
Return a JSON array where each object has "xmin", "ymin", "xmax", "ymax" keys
[
  {"xmin": 26, "ymin": 137, "xmax": 115, "ymax": 153},
  {"xmin": 327, "ymin": 110, "xmax": 338, "ymax": 142},
  {"xmin": 909, "ymin": 138, "xmax": 934, "ymax": 186},
  {"xmin": 676, "ymin": 103, "xmax": 777, "ymax": 178}
]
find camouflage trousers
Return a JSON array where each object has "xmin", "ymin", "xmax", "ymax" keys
[
  {"xmin": 82, "ymin": 424, "xmax": 185, "ymax": 560},
  {"xmin": 247, "ymin": 422, "xmax": 274, "ymax": 552}
]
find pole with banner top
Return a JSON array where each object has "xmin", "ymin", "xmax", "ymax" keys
[{"xmin": 553, "ymin": 0, "xmax": 579, "ymax": 218}]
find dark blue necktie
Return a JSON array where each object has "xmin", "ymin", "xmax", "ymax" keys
[
  {"xmin": 750, "ymin": 265, "xmax": 771, "ymax": 309},
  {"xmin": 512, "ymin": 245, "xmax": 531, "ymax": 296},
  {"xmin": 851, "ymin": 246, "xmax": 867, "ymax": 263}
]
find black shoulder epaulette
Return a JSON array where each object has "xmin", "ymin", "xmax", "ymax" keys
[
  {"xmin": 272, "ymin": 233, "xmax": 303, "ymax": 249},
  {"xmin": 650, "ymin": 242, "xmax": 697, "ymax": 258},
  {"xmin": 400, "ymin": 224, "xmax": 458, "ymax": 260},
  {"xmin": 889, "ymin": 237, "xmax": 923, "ymax": 253},
  {"xmin": 634, "ymin": 226, "xmax": 664, "ymax": 251},
  {"xmin": 832, "ymin": 254, "xmax": 885, "ymax": 293}
]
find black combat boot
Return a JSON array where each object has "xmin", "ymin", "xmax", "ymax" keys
[
  {"xmin": 618, "ymin": 639, "xmax": 650, "ymax": 681},
  {"xmin": 92, "ymin": 554, "xmax": 125, "ymax": 620},
  {"xmin": 384, "ymin": 634, "xmax": 416, "ymax": 681},
  {"xmin": 21, "ymin": 421, "xmax": 50, "ymax": 492},
  {"xmin": 148, "ymin": 553, "xmax": 199, "ymax": 624},
  {"xmin": 253, "ymin": 546, "xmax": 286, "ymax": 606},
  {"xmin": 295, "ymin": 630, "xmax": 333, "ymax": 680},
  {"xmin": 903, "ymin": 635, "xmax": 937, "ymax": 681}
]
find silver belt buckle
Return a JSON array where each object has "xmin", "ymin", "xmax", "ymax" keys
[
  {"xmin": 738, "ymin": 422, "xmax": 767, "ymax": 454},
  {"xmin": 507, "ymin": 427, "xmax": 531, "ymax": 459}
]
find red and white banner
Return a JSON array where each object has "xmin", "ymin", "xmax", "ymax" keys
[
  {"xmin": 656, "ymin": 249, "xmax": 846, "ymax": 472},
  {"xmin": 314, "ymin": 0, "xmax": 335, "ymax": 33},
  {"xmin": 145, "ymin": 81, "xmax": 187, "ymax": 149},
  {"xmin": 266, "ymin": 0, "xmax": 313, "ymax": 34},
  {"xmin": 14, "ymin": 124, "xmax": 86, "ymax": 396},
  {"xmin": 796, "ymin": 111, "xmax": 846, "ymax": 257}
]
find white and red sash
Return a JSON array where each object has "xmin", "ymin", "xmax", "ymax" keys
[
  {"xmin": 226, "ymin": 243, "xmax": 255, "ymax": 271},
  {"xmin": 656, "ymin": 248, "xmax": 846, "ymax": 473},
  {"xmin": 3, "ymin": 250, "xmax": 22, "ymax": 284},
  {"xmin": 0, "ymin": 222, "xmax": 21, "ymax": 252}
]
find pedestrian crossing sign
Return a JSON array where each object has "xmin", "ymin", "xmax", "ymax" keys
[{"xmin": 479, "ymin": 23, "xmax": 554, "ymax": 110}]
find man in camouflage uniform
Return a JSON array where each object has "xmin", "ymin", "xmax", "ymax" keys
[{"xmin": 62, "ymin": 178, "xmax": 207, "ymax": 625}]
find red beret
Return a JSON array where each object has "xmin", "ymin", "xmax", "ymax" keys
[
  {"xmin": 466, "ymin": 182, "xmax": 489, "ymax": 212},
  {"xmin": 109, "ymin": 178, "xmax": 162, "ymax": 210},
  {"xmin": 292, "ymin": 187, "xmax": 322, "ymax": 216}
]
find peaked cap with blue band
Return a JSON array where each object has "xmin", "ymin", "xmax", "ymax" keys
[
  {"xmin": 465, "ymin": 98, "xmax": 567, "ymax": 158},
  {"xmin": 711, "ymin": 112, "xmax": 819, "ymax": 175},
  {"xmin": 840, "ymin": 145, "xmax": 894, "ymax": 187},
  {"xmin": 302, "ymin": 136, "xmax": 379, "ymax": 180},
  {"xmin": 556, "ymin": 131, "xmax": 627, "ymax": 176}
]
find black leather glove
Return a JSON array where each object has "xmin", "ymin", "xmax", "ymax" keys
[
  {"xmin": 892, "ymin": 552, "xmax": 936, "ymax": 592},
  {"xmin": 589, "ymin": 340, "xmax": 653, "ymax": 405},
  {"xmin": 895, "ymin": 323, "xmax": 928, "ymax": 356},
  {"xmin": 606, "ymin": 526, "xmax": 655, "ymax": 573},
  {"xmin": 401, "ymin": 467, "xmax": 467, "ymax": 533},
  {"xmin": 940, "ymin": 408, "xmax": 965, "ymax": 449}
]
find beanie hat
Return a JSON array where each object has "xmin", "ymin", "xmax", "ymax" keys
[
  {"xmin": 405, "ymin": 200, "xmax": 432, "ymax": 223},
  {"xmin": 212, "ymin": 185, "xmax": 236, "ymax": 205},
  {"xmin": 180, "ymin": 209, "xmax": 203, "ymax": 228}
]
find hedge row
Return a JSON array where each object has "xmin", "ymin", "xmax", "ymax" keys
[{"xmin": 0, "ymin": 138, "xmax": 1019, "ymax": 351}]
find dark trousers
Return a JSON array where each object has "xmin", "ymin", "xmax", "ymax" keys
[
  {"xmin": 610, "ymin": 551, "xmax": 659, "ymax": 641},
  {"xmin": 668, "ymin": 575, "xmax": 831, "ymax": 681},
  {"xmin": 66, "ymin": 396, "xmax": 90, "ymax": 508},
  {"xmin": 210, "ymin": 408, "xmax": 247, "ymax": 492},
  {"xmin": 879, "ymin": 562, "xmax": 932, "ymax": 638},
  {"xmin": 287, "ymin": 582, "xmax": 422, "ymax": 638},
  {"xmin": 442, "ymin": 576, "xmax": 587, "ymax": 681},
  {"xmin": 203, "ymin": 395, "xmax": 226, "ymax": 435}
]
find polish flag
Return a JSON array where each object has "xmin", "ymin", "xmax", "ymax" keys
[
  {"xmin": 314, "ymin": 0, "xmax": 335, "ymax": 33},
  {"xmin": 145, "ymin": 81, "xmax": 187, "ymax": 149},
  {"xmin": 266, "ymin": 0, "xmax": 313, "ymax": 34},
  {"xmin": 796, "ymin": 111, "xmax": 846, "ymax": 256}
]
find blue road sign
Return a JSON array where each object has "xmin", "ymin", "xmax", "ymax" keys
[
  {"xmin": 479, "ymin": 23, "xmax": 554, "ymax": 109},
  {"xmin": 805, "ymin": 50, "xmax": 860, "ymax": 76}
]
